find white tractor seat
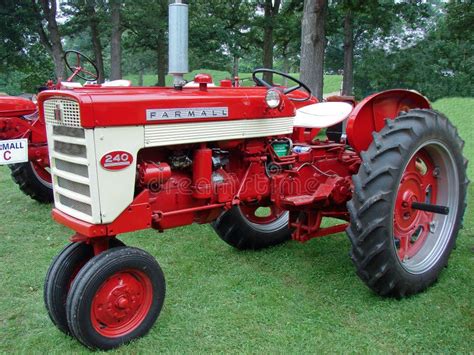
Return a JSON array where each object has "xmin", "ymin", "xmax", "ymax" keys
[
  {"xmin": 294, "ymin": 102, "xmax": 353, "ymax": 128},
  {"xmin": 60, "ymin": 80, "xmax": 132, "ymax": 89},
  {"xmin": 184, "ymin": 81, "xmax": 216, "ymax": 88},
  {"xmin": 60, "ymin": 82, "xmax": 83, "ymax": 89},
  {"xmin": 102, "ymin": 80, "xmax": 132, "ymax": 87}
]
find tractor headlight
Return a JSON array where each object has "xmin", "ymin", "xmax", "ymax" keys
[{"xmin": 265, "ymin": 89, "xmax": 281, "ymax": 109}]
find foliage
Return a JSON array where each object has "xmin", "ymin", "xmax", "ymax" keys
[
  {"xmin": 0, "ymin": 1, "xmax": 55, "ymax": 94},
  {"xmin": 122, "ymin": 0, "xmax": 167, "ymax": 78},
  {"xmin": 354, "ymin": 2, "xmax": 474, "ymax": 100},
  {"xmin": 0, "ymin": 1, "xmax": 471, "ymax": 100}
]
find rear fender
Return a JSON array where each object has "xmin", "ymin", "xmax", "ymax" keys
[
  {"xmin": 0, "ymin": 96, "xmax": 36, "ymax": 117},
  {"xmin": 346, "ymin": 89, "xmax": 430, "ymax": 153}
]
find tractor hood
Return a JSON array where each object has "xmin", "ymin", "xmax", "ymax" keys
[{"xmin": 38, "ymin": 86, "xmax": 301, "ymax": 129}]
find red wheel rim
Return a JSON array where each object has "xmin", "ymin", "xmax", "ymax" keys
[
  {"xmin": 393, "ymin": 150, "xmax": 438, "ymax": 261},
  {"xmin": 239, "ymin": 204, "xmax": 285, "ymax": 224},
  {"xmin": 91, "ymin": 269, "xmax": 153, "ymax": 338},
  {"xmin": 30, "ymin": 161, "xmax": 52, "ymax": 184}
]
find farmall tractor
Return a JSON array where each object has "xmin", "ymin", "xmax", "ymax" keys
[
  {"xmin": 0, "ymin": 50, "xmax": 129, "ymax": 202},
  {"xmin": 38, "ymin": 2, "xmax": 468, "ymax": 351}
]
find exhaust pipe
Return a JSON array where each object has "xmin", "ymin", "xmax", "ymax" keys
[{"xmin": 168, "ymin": 0, "xmax": 189, "ymax": 88}]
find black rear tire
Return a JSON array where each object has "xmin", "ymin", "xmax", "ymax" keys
[
  {"xmin": 9, "ymin": 162, "xmax": 53, "ymax": 203},
  {"xmin": 347, "ymin": 109, "xmax": 468, "ymax": 298},
  {"xmin": 44, "ymin": 238, "xmax": 124, "ymax": 335},
  {"xmin": 212, "ymin": 205, "xmax": 291, "ymax": 250}
]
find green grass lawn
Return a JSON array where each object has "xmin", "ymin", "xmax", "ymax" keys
[
  {"xmin": 0, "ymin": 98, "xmax": 472, "ymax": 353},
  {"xmin": 124, "ymin": 70, "xmax": 342, "ymax": 94}
]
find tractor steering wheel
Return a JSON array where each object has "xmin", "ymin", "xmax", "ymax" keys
[
  {"xmin": 64, "ymin": 50, "xmax": 99, "ymax": 82},
  {"xmin": 252, "ymin": 68, "xmax": 312, "ymax": 102}
]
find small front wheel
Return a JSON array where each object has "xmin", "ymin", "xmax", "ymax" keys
[
  {"xmin": 44, "ymin": 239, "xmax": 124, "ymax": 334},
  {"xmin": 66, "ymin": 247, "xmax": 165, "ymax": 350}
]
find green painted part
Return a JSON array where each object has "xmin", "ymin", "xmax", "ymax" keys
[{"xmin": 272, "ymin": 142, "xmax": 290, "ymax": 157}]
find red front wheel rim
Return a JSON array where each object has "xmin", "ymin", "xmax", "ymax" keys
[{"xmin": 91, "ymin": 269, "xmax": 153, "ymax": 338}]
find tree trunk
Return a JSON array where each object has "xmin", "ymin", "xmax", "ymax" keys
[
  {"xmin": 282, "ymin": 44, "xmax": 290, "ymax": 86},
  {"xmin": 342, "ymin": 9, "xmax": 354, "ymax": 96},
  {"xmin": 138, "ymin": 69, "xmax": 144, "ymax": 86},
  {"xmin": 232, "ymin": 55, "xmax": 239, "ymax": 78},
  {"xmin": 38, "ymin": 0, "xmax": 65, "ymax": 80},
  {"xmin": 156, "ymin": 35, "xmax": 166, "ymax": 86},
  {"xmin": 262, "ymin": 0, "xmax": 281, "ymax": 84},
  {"xmin": 110, "ymin": 0, "xmax": 122, "ymax": 80},
  {"xmin": 86, "ymin": 1, "xmax": 105, "ymax": 83},
  {"xmin": 300, "ymin": 0, "xmax": 326, "ymax": 100}
]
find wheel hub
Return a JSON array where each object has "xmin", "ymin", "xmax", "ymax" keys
[
  {"xmin": 394, "ymin": 151, "xmax": 438, "ymax": 260},
  {"xmin": 91, "ymin": 270, "xmax": 153, "ymax": 337}
]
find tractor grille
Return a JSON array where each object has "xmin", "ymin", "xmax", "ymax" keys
[
  {"xmin": 50, "ymin": 126, "xmax": 94, "ymax": 221},
  {"xmin": 44, "ymin": 98, "xmax": 81, "ymax": 127},
  {"xmin": 44, "ymin": 99, "xmax": 98, "ymax": 223}
]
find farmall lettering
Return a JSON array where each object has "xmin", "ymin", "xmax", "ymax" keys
[
  {"xmin": 0, "ymin": 139, "xmax": 28, "ymax": 164},
  {"xmin": 146, "ymin": 106, "xmax": 229, "ymax": 120}
]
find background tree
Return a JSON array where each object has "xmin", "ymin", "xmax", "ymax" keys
[
  {"xmin": 300, "ymin": 0, "xmax": 327, "ymax": 100},
  {"xmin": 258, "ymin": 0, "xmax": 281, "ymax": 83},
  {"xmin": 0, "ymin": 0, "xmax": 471, "ymax": 101},
  {"xmin": 33, "ymin": 0, "xmax": 66, "ymax": 79},
  {"xmin": 354, "ymin": 2, "xmax": 473, "ymax": 100},
  {"xmin": 124, "ymin": 0, "xmax": 168, "ymax": 85},
  {"xmin": 85, "ymin": 0, "xmax": 105, "ymax": 82},
  {"xmin": 188, "ymin": 0, "xmax": 255, "ymax": 78},
  {"xmin": 327, "ymin": 0, "xmax": 432, "ymax": 96},
  {"xmin": 273, "ymin": 0, "xmax": 302, "ymax": 85},
  {"xmin": 62, "ymin": 0, "xmax": 106, "ymax": 83},
  {"xmin": 0, "ymin": 1, "xmax": 55, "ymax": 94},
  {"xmin": 110, "ymin": 0, "xmax": 122, "ymax": 80}
]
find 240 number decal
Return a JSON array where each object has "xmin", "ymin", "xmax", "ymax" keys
[{"xmin": 100, "ymin": 151, "xmax": 133, "ymax": 171}]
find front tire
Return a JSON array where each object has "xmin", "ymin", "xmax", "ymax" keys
[
  {"xmin": 66, "ymin": 247, "xmax": 165, "ymax": 350},
  {"xmin": 212, "ymin": 205, "xmax": 291, "ymax": 250},
  {"xmin": 347, "ymin": 109, "xmax": 468, "ymax": 297},
  {"xmin": 44, "ymin": 239, "xmax": 124, "ymax": 334}
]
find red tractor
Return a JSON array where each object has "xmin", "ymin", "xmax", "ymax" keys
[
  {"xmin": 38, "ymin": 2, "xmax": 467, "ymax": 351},
  {"xmin": 0, "ymin": 92, "xmax": 52, "ymax": 202},
  {"xmin": 0, "ymin": 50, "xmax": 126, "ymax": 202}
]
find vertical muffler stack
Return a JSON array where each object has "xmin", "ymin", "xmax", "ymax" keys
[{"xmin": 168, "ymin": 0, "xmax": 189, "ymax": 88}]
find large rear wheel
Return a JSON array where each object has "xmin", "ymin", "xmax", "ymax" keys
[
  {"xmin": 212, "ymin": 204, "xmax": 291, "ymax": 250},
  {"xmin": 347, "ymin": 109, "xmax": 468, "ymax": 297},
  {"xmin": 9, "ymin": 161, "xmax": 53, "ymax": 203}
]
